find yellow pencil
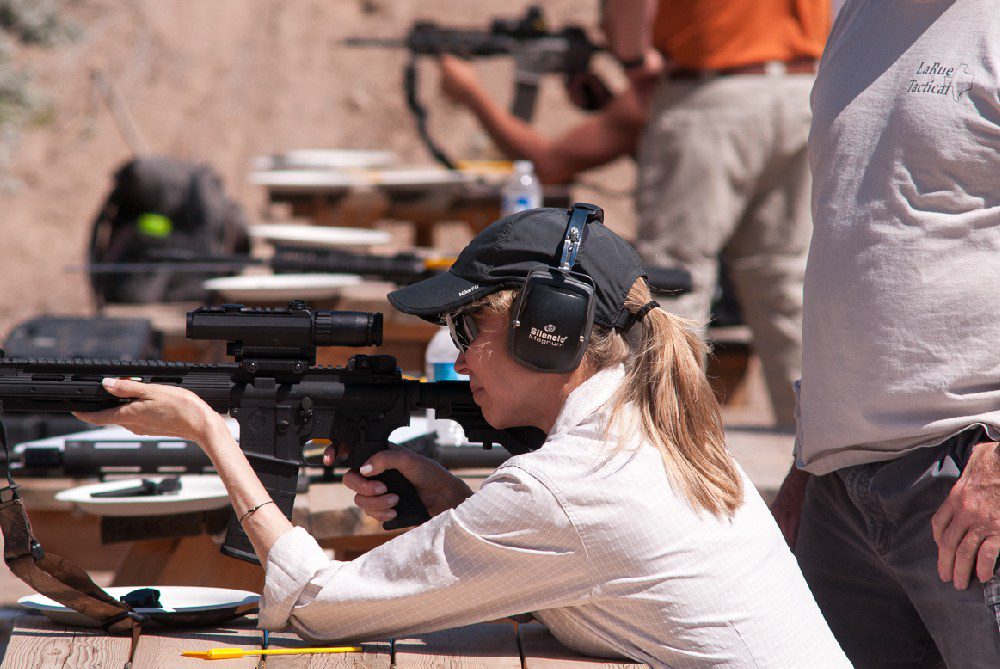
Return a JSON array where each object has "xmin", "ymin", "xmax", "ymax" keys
[{"xmin": 181, "ymin": 646, "xmax": 363, "ymax": 660}]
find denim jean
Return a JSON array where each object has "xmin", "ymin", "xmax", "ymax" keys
[{"xmin": 796, "ymin": 426, "xmax": 1000, "ymax": 668}]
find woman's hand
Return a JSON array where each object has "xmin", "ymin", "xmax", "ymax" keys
[
  {"xmin": 438, "ymin": 55, "xmax": 481, "ymax": 107},
  {"xmin": 73, "ymin": 378, "xmax": 223, "ymax": 446},
  {"xmin": 326, "ymin": 443, "xmax": 473, "ymax": 523}
]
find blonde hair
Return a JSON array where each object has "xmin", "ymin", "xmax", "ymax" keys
[{"xmin": 470, "ymin": 279, "xmax": 743, "ymax": 517}]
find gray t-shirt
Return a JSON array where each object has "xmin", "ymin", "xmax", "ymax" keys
[{"xmin": 797, "ymin": 0, "xmax": 1000, "ymax": 475}]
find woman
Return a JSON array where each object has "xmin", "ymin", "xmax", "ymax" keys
[{"xmin": 76, "ymin": 206, "xmax": 847, "ymax": 667}]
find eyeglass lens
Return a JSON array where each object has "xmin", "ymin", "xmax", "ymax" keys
[{"xmin": 445, "ymin": 312, "xmax": 478, "ymax": 353}]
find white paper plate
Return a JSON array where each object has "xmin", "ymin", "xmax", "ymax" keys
[
  {"xmin": 19, "ymin": 586, "xmax": 259, "ymax": 628},
  {"xmin": 203, "ymin": 273, "xmax": 362, "ymax": 301},
  {"xmin": 250, "ymin": 224, "xmax": 391, "ymax": 248},
  {"xmin": 55, "ymin": 475, "xmax": 230, "ymax": 517},
  {"xmin": 250, "ymin": 167, "xmax": 471, "ymax": 189},
  {"xmin": 252, "ymin": 149, "xmax": 397, "ymax": 171}
]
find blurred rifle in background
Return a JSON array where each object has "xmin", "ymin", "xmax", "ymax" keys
[
  {"xmin": 80, "ymin": 246, "xmax": 694, "ymax": 296},
  {"xmin": 81, "ymin": 246, "xmax": 455, "ymax": 287},
  {"xmin": 345, "ymin": 5, "xmax": 607, "ymax": 168}
]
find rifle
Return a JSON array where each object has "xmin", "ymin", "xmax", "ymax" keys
[
  {"xmin": 345, "ymin": 5, "xmax": 603, "ymax": 168},
  {"xmin": 79, "ymin": 246, "xmax": 456, "ymax": 287},
  {"xmin": 0, "ymin": 301, "xmax": 545, "ymax": 565},
  {"xmin": 12, "ymin": 426, "xmax": 514, "ymax": 479},
  {"xmin": 78, "ymin": 246, "xmax": 695, "ymax": 296}
]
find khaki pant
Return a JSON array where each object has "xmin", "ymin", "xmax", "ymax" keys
[{"xmin": 635, "ymin": 72, "xmax": 815, "ymax": 427}]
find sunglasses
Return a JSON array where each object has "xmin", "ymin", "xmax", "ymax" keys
[{"xmin": 445, "ymin": 310, "xmax": 480, "ymax": 354}]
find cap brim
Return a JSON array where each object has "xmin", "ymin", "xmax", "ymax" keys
[{"xmin": 387, "ymin": 271, "xmax": 507, "ymax": 323}]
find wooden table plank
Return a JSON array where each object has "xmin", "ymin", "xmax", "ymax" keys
[
  {"xmin": 518, "ymin": 624, "xmax": 649, "ymax": 668},
  {"xmin": 109, "ymin": 538, "xmax": 179, "ymax": 588},
  {"xmin": 393, "ymin": 622, "xmax": 521, "ymax": 668},
  {"xmin": 129, "ymin": 616, "xmax": 262, "ymax": 668},
  {"xmin": 263, "ymin": 631, "xmax": 390, "ymax": 668},
  {"xmin": 152, "ymin": 534, "xmax": 264, "ymax": 591},
  {"xmin": 0, "ymin": 614, "xmax": 131, "ymax": 669}
]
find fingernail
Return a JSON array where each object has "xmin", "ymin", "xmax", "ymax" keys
[
  {"xmin": 385, "ymin": 510, "xmax": 397, "ymax": 520},
  {"xmin": 386, "ymin": 494, "xmax": 399, "ymax": 505},
  {"xmin": 373, "ymin": 484, "xmax": 387, "ymax": 495},
  {"xmin": 360, "ymin": 464, "xmax": 373, "ymax": 476},
  {"xmin": 102, "ymin": 378, "xmax": 117, "ymax": 389}
]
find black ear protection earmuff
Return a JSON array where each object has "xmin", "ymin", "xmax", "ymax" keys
[{"xmin": 508, "ymin": 203, "xmax": 602, "ymax": 373}]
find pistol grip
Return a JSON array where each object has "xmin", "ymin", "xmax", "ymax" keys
[
  {"xmin": 350, "ymin": 440, "xmax": 431, "ymax": 531},
  {"xmin": 377, "ymin": 468, "xmax": 432, "ymax": 530}
]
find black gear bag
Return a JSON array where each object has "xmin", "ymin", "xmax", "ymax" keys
[{"xmin": 87, "ymin": 156, "xmax": 250, "ymax": 304}]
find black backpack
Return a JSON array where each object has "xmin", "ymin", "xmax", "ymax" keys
[{"xmin": 87, "ymin": 156, "xmax": 251, "ymax": 304}]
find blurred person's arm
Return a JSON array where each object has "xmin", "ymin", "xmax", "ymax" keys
[
  {"xmin": 439, "ymin": 55, "xmax": 646, "ymax": 185},
  {"xmin": 603, "ymin": 0, "xmax": 655, "ymax": 63},
  {"xmin": 603, "ymin": 0, "xmax": 660, "ymax": 86}
]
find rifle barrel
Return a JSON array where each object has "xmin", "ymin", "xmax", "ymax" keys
[
  {"xmin": 78, "ymin": 260, "xmax": 260, "ymax": 274},
  {"xmin": 342, "ymin": 37, "xmax": 407, "ymax": 48}
]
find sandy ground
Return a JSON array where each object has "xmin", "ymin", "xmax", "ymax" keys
[{"xmin": 0, "ymin": 0, "xmax": 634, "ymax": 339}]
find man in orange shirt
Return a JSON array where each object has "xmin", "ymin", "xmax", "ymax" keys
[
  {"xmin": 439, "ymin": 1, "xmax": 831, "ymax": 428},
  {"xmin": 615, "ymin": 0, "xmax": 830, "ymax": 429}
]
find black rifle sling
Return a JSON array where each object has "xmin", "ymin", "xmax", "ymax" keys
[
  {"xmin": 0, "ymin": 410, "xmax": 145, "ymax": 657},
  {"xmin": 405, "ymin": 56, "xmax": 457, "ymax": 170}
]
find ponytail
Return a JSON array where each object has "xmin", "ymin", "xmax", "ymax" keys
[{"xmin": 587, "ymin": 279, "xmax": 743, "ymax": 517}]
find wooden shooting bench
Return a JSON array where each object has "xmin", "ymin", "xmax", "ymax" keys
[
  {"xmin": 0, "ymin": 470, "xmax": 496, "ymax": 599},
  {"xmin": 1, "ymin": 617, "xmax": 648, "ymax": 668},
  {"xmin": 251, "ymin": 167, "xmax": 571, "ymax": 248}
]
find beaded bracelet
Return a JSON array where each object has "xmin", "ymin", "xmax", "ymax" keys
[{"xmin": 239, "ymin": 499, "xmax": 275, "ymax": 524}]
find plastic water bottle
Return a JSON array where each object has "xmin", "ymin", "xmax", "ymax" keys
[
  {"xmin": 425, "ymin": 327, "xmax": 466, "ymax": 382},
  {"xmin": 501, "ymin": 160, "xmax": 542, "ymax": 216},
  {"xmin": 424, "ymin": 327, "xmax": 468, "ymax": 446}
]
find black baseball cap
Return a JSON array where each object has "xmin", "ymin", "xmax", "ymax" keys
[{"xmin": 387, "ymin": 206, "xmax": 647, "ymax": 330}]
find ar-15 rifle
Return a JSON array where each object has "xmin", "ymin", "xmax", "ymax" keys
[
  {"xmin": 345, "ymin": 5, "xmax": 603, "ymax": 168},
  {"xmin": 0, "ymin": 301, "xmax": 545, "ymax": 565}
]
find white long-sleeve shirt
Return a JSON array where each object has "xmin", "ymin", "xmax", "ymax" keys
[{"xmin": 260, "ymin": 366, "xmax": 848, "ymax": 668}]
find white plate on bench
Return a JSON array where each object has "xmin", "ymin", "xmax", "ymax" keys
[
  {"xmin": 19, "ymin": 586, "xmax": 259, "ymax": 628},
  {"xmin": 203, "ymin": 273, "xmax": 361, "ymax": 301},
  {"xmin": 253, "ymin": 149, "xmax": 396, "ymax": 171},
  {"xmin": 250, "ymin": 224, "xmax": 391, "ymax": 248},
  {"xmin": 55, "ymin": 475, "xmax": 230, "ymax": 517}
]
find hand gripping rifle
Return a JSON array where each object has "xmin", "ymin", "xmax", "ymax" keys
[
  {"xmin": 345, "ymin": 5, "xmax": 603, "ymax": 168},
  {"xmin": 0, "ymin": 301, "xmax": 545, "ymax": 568}
]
